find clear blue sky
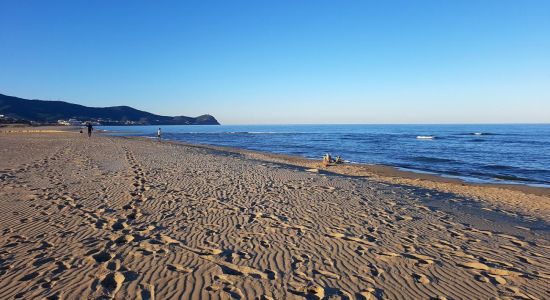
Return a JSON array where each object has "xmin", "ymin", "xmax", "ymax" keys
[{"xmin": 1, "ymin": 1, "xmax": 549, "ymax": 124}]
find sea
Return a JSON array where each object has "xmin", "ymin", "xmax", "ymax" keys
[{"xmin": 99, "ymin": 124, "xmax": 550, "ymax": 187}]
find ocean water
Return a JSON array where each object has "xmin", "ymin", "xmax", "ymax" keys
[{"xmin": 100, "ymin": 124, "xmax": 550, "ymax": 187}]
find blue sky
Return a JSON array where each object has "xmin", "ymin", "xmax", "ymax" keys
[{"xmin": 1, "ymin": 1, "xmax": 549, "ymax": 124}]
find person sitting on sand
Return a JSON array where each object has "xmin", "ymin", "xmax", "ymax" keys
[
  {"xmin": 323, "ymin": 153, "xmax": 332, "ymax": 167},
  {"xmin": 157, "ymin": 128, "xmax": 162, "ymax": 142},
  {"xmin": 86, "ymin": 122, "xmax": 93, "ymax": 138},
  {"xmin": 335, "ymin": 156, "xmax": 343, "ymax": 164}
]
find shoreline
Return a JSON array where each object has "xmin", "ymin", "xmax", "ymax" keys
[
  {"xmin": 98, "ymin": 128, "xmax": 550, "ymax": 193},
  {"xmin": 4, "ymin": 125, "xmax": 549, "ymax": 192},
  {"xmin": 3, "ymin": 126, "xmax": 550, "ymax": 222}
]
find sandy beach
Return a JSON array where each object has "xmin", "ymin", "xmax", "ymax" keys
[{"xmin": 1, "ymin": 128, "xmax": 549, "ymax": 299}]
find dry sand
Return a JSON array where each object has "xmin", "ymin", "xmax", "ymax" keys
[
  {"xmin": 187, "ymin": 143, "xmax": 550, "ymax": 224},
  {"xmin": 0, "ymin": 129, "xmax": 549, "ymax": 299}
]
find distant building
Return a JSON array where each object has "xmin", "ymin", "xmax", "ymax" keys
[{"xmin": 57, "ymin": 119, "xmax": 83, "ymax": 126}]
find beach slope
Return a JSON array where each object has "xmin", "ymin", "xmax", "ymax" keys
[{"xmin": 0, "ymin": 130, "xmax": 548, "ymax": 299}]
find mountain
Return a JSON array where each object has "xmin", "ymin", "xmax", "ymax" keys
[{"xmin": 0, "ymin": 93, "xmax": 220, "ymax": 125}]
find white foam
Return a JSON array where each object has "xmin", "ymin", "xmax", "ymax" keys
[{"xmin": 416, "ymin": 136, "xmax": 435, "ymax": 140}]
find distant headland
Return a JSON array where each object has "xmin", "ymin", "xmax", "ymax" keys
[{"xmin": 0, "ymin": 93, "xmax": 220, "ymax": 126}]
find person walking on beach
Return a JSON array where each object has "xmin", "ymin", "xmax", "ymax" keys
[
  {"xmin": 157, "ymin": 128, "xmax": 162, "ymax": 142},
  {"xmin": 86, "ymin": 122, "xmax": 93, "ymax": 138}
]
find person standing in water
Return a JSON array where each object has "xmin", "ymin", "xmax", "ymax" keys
[
  {"xmin": 86, "ymin": 122, "xmax": 93, "ymax": 137},
  {"xmin": 157, "ymin": 128, "xmax": 162, "ymax": 142}
]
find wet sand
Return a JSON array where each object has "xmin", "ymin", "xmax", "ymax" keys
[{"xmin": 0, "ymin": 129, "xmax": 549, "ymax": 299}]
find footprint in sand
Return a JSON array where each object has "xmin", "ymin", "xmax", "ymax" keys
[
  {"xmin": 138, "ymin": 283, "xmax": 155, "ymax": 300},
  {"xmin": 19, "ymin": 271, "xmax": 41, "ymax": 281},
  {"xmin": 356, "ymin": 287, "xmax": 383, "ymax": 300},
  {"xmin": 355, "ymin": 245, "xmax": 367, "ymax": 255},
  {"xmin": 52, "ymin": 260, "xmax": 71, "ymax": 274},
  {"xmin": 412, "ymin": 273, "xmax": 430, "ymax": 284},
  {"xmin": 367, "ymin": 263, "xmax": 384, "ymax": 277},
  {"xmin": 288, "ymin": 281, "xmax": 320, "ymax": 299},
  {"xmin": 115, "ymin": 234, "xmax": 135, "ymax": 244},
  {"xmin": 111, "ymin": 219, "xmax": 129, "ymax": 231},
  {"xmin": 100, "ymin": 271, "xmax": 125, "ymax": 296},
  {"xmin": 106, "ymin": 259, "xmax": 122, "ymax": 271},
  {"xmin": 90, "ymin": 250, "xmax": 113, "ymax": 264},
  {"xmin": 32, "ymin": 256, "xmax": 55, "ymax": 267}
]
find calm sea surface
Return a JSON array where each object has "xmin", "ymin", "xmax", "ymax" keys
[{"xmin": 100, "ymin": 124, "xmax": 550, "ymax": 187}]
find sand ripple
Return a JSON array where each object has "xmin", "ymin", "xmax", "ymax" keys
[{"xmin": 0, "ymin": 132, "xmax": 548, "ymax": 299}]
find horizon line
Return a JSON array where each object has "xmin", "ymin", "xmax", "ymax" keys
[{"xmin": 102, "ymin": 122, "xmax": 550, "ymax": 126}]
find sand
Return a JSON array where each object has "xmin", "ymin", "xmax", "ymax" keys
[
  {"xmin": 0, "ymin": 129, "xmax": 549, "ymax": 299},
  {"xmin": 185, "ymin": 143, "xmax": 550, "ymax": 224}
]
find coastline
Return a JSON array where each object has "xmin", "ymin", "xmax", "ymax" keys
[
  {"xmin": 1, "ymin": 128, "xmax": 549, "ymax": 299},
  {"xmin": 6, "ymin": 124, "xmax": 548, "ymax": 192},
  {"xmin": 3, "ymin": 125, "xmax": 550, "ymax": 222}
]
